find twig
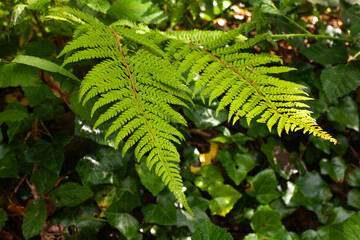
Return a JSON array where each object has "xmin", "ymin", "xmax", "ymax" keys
[
  {"xmin": 273, "ymin": 33, "xmax": 353, "ymax": 42},
  {"xmin": 14, "ymin": 174, "xmax": 28, "ymax": 193}
]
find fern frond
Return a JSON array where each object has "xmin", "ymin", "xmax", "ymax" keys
[
  {"xmin": 53, "ymin": 8, "xmax": 193, "ymax": 215},
  {"xmin": 166, "ymin": 30, "xmax": 337, "ymax": 144}
]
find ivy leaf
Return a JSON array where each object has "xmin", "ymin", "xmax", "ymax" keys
[
  {"xmin": 0, "ymin": 108, "xmax": 29, "ymax": 126},
  {"xmin": 77, "ymin": 145, "xmax": 131, "ymax": 186},
  {"xmin": 51, "ymin": 203, "xmax": 105, "ymax": 239},
  {"xmin": 250, "ymin": 205, "xmax": 290, "ymax": 239},
  {"xmin": 142, "ymin": 192, "xmax": 177, "ymax": 226},
  {"xmin": 104, "ymin": 208, "xmax": 140, "ymax": 238},
  {"xmin": 327, "ymin": 206, "xmax": 354, "ymax": 225},
  {"xmin": 51, "ymin": 182, "xmax": 93, "ymax": 207},
  {"xmin": 135, "ymin": 161, "xmax": 165, "ymax": 196},
  {"xmin": 0, "ymin": 209, "xmax": 8, "ymax": 231},
  {"xmin": 0, "ymin": 146, "xmax": 18, "ymax": 178},
  {"xmin": 22, "ymin": 199, "xmax": 47, "ymax": 240},
  {"xmin": 74, "ymin": 116, "xmax": 116, "ymax": 146},
  {"xmin": 191, "ymin": 221, "xmax": 233, "ymax": 240},
  {"xmin": 246, "ymin": 169, "xmax": 280, "ymax": 204},
  {"xmin": 320, "ymin": 157, "xmax": 346, "ymax": 182},
  {"xmin": 310, "ymin": 135, "xmax": 331, "ymax": 154},
  {"xmin": 176, "ymin": 208, "xmax": 210, "ymax": 233},
  {"xmin": 194, "ymin": 165, "xmax": 224, "ymax": 191},
  {"xmin": 93, "ymin": 178, "xmax": 141, "ymax": 212},
  {"xmin": 301, "ymin": 230, "xmax": 322, "ymax": 240},
  {"xmin": 25, "ymin": 140, "xmax": 64, "ymax": 174},
  {"xmin": 0, "ymin": 63, "xmax": 40, "ymax": 87},
  {"xmin": 327, "ymin": 96, "xmax": 359, "ymax": 132},
  {"xmin": 183, "ymin": 102, "xmax": 228, "ymax": 129},
  {"xmin": 348, "ymin": 169, "xmax": 360, "ymax": 187},
  {"xmin": 77, "ymin": 0, "xmax": 110, "ymax": 13},
  {"xmin": 108, "ymin": 0, "xmax": 166, "ymax": 24},
  {"xmin": 217, "ymin": 151, "xmax": 256, "ymax": 186},
  {"xmin": 300, "ymin": 42, "xmax": 347, "ymax": 65},
  {"xmin": 30, "ymin": 167, "xmax": 58, "ymax": 196},
  {"xmin": 321, "ymin": 63, "xmax": 360, "ymax": 101},
  {"xmin": 22, "ymin": 85, "xmax": 55, "ymax": 107},
  {"xmin": 208, "ymin": 181, "xmax": 242, "ymax": 216},
  {"xmin": 283, "ymin": 172, "xmax": 328, "ymax": 211},
  {"xmin": 347, "ymin": 189, "xmax": 360, "ymax": 209}
]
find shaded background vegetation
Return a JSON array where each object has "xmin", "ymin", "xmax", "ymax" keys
[{"xmin": 0, "ymin": 0, "xmax": 360, "ymax": 239}]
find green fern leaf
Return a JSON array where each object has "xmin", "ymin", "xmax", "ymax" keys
[
  {"xmin": 166, "ymin": 30, "xmax": 337, "ymax": 144},
  {"xmin": 52, "ymin": 8, "xmax": 194, "ymax": 215}
]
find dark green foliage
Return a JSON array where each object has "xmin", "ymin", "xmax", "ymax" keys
[{"xmin": 1, "ymin": 0, "xmax": 360, "ymax": 239}]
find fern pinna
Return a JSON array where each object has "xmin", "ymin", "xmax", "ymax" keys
[
  {"xmin": 49, "ymin": 7, "xmax": 193, "ymax": 214},
  {"xmin": 166, "ymin": 29, "xmax": 337, "ymax": 143},
  {"xmin": 49, "ymin": 7, "xmax": 336, "ymax": 215}
]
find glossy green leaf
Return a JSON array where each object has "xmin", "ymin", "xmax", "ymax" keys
[
  {"xmin": 244, "ymin": 233, "xmax": 275, "ymax": 240},
  {"xmin": 12, "ymin": 55, "xmax": 80, "ymax": 82},
  {"xmin": 283, "ymin": 172, "xmax": 329, "ymax": 211},
  {"xmin": 176, "ymin": 208, "xmax": 210, "ymax": 233},
  {"xmin": 251, "ymin": 205, "xmax": 291, "ymax": 239},
  {"xmin": 320, "ymin": 157, "xmax": 347, "ymax": 182},
  {"xmin": 51, "ymin": 182, "xmax": 93, "ymax": 207},
  {"xmin": 310, "ymin": 135, "xmax": 331, "ymax": 154},
  {"xmin": 246, "ymin": 169, "xmax": 280, "ymax": 204},
  {"xmin": 74, "ymin": 116, "xmax": 117, "ymax": 146},
  {"xmin": 0, "ymin": 146, "xmax": 18, "ymax": 178},
  {"xmin": 93, "ymin": 178, "xmax": 141, "ymax": 212},
  {"xmin": 347, "ymin": 189, "xmax": 360, "ymax": 209},
  {"xmin": 300, "ymin": 42, "xmax": 347, "ymax": 65},
  {"xmin": 217, "ymin": 151, "xmax": 256, "ymax": 185},
  {"xmin": 191, "ymin": 221, "xmax": 233, "ymax": 240},
  {"xmin": 321, "ymin": 63, "xmax": 360, "ymax": 101},
  {"xmin": 22, "ymin": 85, "xmax": 55, "ymax": 107},
  {"xmin": 0, "ymin": 209, "xmax": 8, "ymax": 231},
  {"xmin": 51, "ymin": 203, "xmax": 105, "ymax": 239},
  {"xmin": 142, "ymin": 192, "xmax": 177, "ymax": 226},
  {"xmin": 327, "ymin": 96, "xmax": 359, "ymax": 131},
  {"xmin": 348, "ymin": 169, "xmax": 360, "ymax": 187},
  {"xmin": 327, "ymin": 206, "xmax": 354, "ymax": 225},
  {"xmin": 208, "ymin": 181, "xmax": 242, "ymax": 216},
  {"xmin": 108, "ymin": 0, "xmax": 166, "ymax": 24},
  {"xmin": 22, "ymin": 199, "xmax": 47, "ymax": 240},
  {"xmin": 194, "ymin": 165, "xmax": 224, "ymax": 191},
  {"xmin": 33, "ymin": 101, "xmax": 65, "ymax": 121},
  {"xmin": 30, "ymin": 167, "xmax": 58, "ymax": 195},
  {"xmin": 104, "ymin": 208, "xmax": 140, "ymax": 238},
  {"xmin": 316, "ymin": 223, "xmax": 343, "ymax": 240},
  {"xmin": 25, "ymin": 140, "xmax": 64, "ymax": 174},
  {"xmin": 183, "ymin": 103, "xmax": 228, "ymax": 129},
  {"xmin": 21, "ymin": 39, "xmax": 56, "ymax": 58},
  {"xmin": 136, "ymin": 161, "xmax": 164, "ymax": 196},
  {"xmin": 0, "ymin": 108, "xmax": 29, "ymax": 126},
  {"xmin": 301, "ymin": 230, "xmax": 322, "ymax": 240},
  {"xmin": 77, "ymin": 0, "xmax": 110, "ymax": 13},
  {"xmin": 77, "ymin": 145, "xmax": 130, "ymax": 186}
]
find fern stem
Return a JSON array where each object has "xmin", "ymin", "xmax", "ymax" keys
[
  {"xmin": 273, "ymin": 33, "xmax": 353, "ymax": 42},
  {"xmin": 280, "ymin": 14, "xmax": 311, "ymax": 35}
]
